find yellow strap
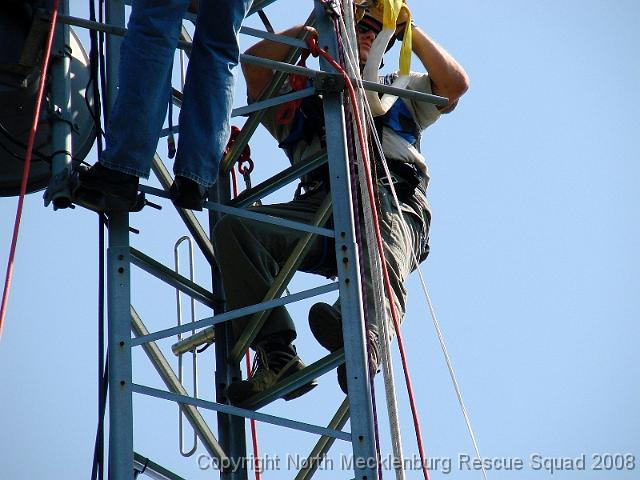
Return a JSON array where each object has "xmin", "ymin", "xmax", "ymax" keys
[
  {"xmin": 399, "ymin": 6, "xmax": 412, "ymax": 75},
  {"xmin": 381, "ymin": 0, "xmax": 412, "ymax": 75},
  {"xmin": 382, "ymin": 0, "xmax": 403, "ymax": 29}
]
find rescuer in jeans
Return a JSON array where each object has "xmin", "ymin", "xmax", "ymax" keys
[
  {"xmin": 80, "ymin": 0, "xmax": 253, "ymax": 211},
  {"xmin": 215, "ymin": 4, "xmax": 469, "ymax": 404}
]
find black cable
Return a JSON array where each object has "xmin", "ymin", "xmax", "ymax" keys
[
  {"xmin": 88, "ymin": 0, "xmax": 107, "ymax": 474},
  {"xmin": 0, "ymin": 120, "xmax": 51, "ymax": 161},
  {"xmin": 90, "ymin": 213, "xmax": 107, "ymax": 480},
  {"xmin": 197, "ymin": 342, "xmax": 213, "ymax": 353},
  {"xmin": 90, "ymin": 356, "xmax": 108, "ymax": 480},
  {"xmin": 50, "ymin": 149, "xmax": 89, "ymax": 166},
  {"xmin": 134, "ymin": 457, "xmax": 149, "ymax": 478},
  {"xmin": 0, "ymin": 130, "xmax": 89, "ymax": 167},
  {"xmin": 98, "ymin": 0, "xmax": 108, "ymax": 127},
  {"xmin": 98, "ymin": 213, "xmax": 106, "ymax": 480},
  {"xmin": 84, "ymin": 75, "xmax": 105, "ymax": 139},
  {"xmin": 0, "ymin": 138, "xmax": 48, "ymax": 163},
  {"xmin": 87, "ymin": 0, "xmax": 105, "ymax": 157}
]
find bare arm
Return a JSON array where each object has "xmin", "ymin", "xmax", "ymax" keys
[
  {"xmin": 410, "ymin": 24, "xmax": 469, "ymax": 112},
  {"xmin": 242, "ymin": 25, "xmax": 307, "ymax": 102}
]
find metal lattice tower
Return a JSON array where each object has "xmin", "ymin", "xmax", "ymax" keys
[{"xmin": 20, "ymin": 0, "xmax": 448, "ymax": 478}]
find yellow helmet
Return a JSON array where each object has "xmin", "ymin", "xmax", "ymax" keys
[{"xmin": 355, "ymin": 0, "xmax": 409, "ymax": 33}]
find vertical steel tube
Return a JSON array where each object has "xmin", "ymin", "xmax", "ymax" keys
[
  {"xmin": 313, "ymin": 2, "xmax": 378, "ymax": 480},
  {"xmin": 107, "ymin": 216, "xmax": 134, "ymax": 480},
  {"xmin": 47, "ymin": 0, "xmax": 73, "ymax": 208},
  {"xmin": 210, "ymin": 175, "xmax": 249, "ymax": 480},
  {"xmin": 105, "ymin": 2, "xmax": 133, "ymax": 479}
]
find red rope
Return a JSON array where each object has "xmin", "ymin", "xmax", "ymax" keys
[
  {"xmin": 306, "ymin": 36, "xmax": 431, "ymax": 480},
  {"xmin": 0, "ymin": 0, "xmax": 61, "ymax": 341},
  {"xmin": 230, "ymin": 168, "xmax": 239, "ymax": 198}
]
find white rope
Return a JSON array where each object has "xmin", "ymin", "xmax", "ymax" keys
[
  {"xmin": 338, "ymin": 15, "xmax": 406, "ymax": 480},
  {"xmin": 364, "ymin": 102, "xmax": 490, "ymax": 480},
  {"xmin": 332, "ymin": 11, "xmax": 489, "ymax": 480},
  {"xmin": 334, "ymin": 9, "xmax": 489, "ymax": 476}
]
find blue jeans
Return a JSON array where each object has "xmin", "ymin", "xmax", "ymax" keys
[{"xmin": 101, "ymin": 0, "xmax": 253, "ymax": 187}]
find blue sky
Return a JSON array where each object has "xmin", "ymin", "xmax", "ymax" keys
[{"xmin": 0, "ymin": 0, "xmax": 638, "ymax": 479}]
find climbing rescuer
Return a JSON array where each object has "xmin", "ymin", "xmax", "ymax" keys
[
  {"xmin": 215, "ymin": 0, "xmax": 469, "ymax": 403},
  {"xmin": 79, "ymin": 0, "xmax": 253, "ymax": 211}
]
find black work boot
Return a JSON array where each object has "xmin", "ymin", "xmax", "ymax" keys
[
  {"xmin": 170, "ymin": 176, "xmax": 207, "ymax": 211},
  {"xmin": 225, "ymin": 341, "xmax": 317, "ymax": 406},
  {"xmin": 309, "ymin": 302, "xmax": 379, "ymax": 394},
  {"xmin": 78, "ymin": 162, "xmax": 139, "ymax": 209}
]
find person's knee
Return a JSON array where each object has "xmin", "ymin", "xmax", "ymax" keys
[
  {"xmin": 129, "ymin": 1, "xmax": 189, "ymax": 36},
  {"xmin": 213, "ymin": 215, "xmax": 242, "ymax": 252}
]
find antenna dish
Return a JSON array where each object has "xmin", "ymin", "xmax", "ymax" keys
[{"xmin": 0, "ymin": 19, "xmax": 96, "ymax": 197}]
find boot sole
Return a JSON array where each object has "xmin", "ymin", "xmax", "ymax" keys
[
  {"xmin": 283, "ymin": 380, "xmax": 318, "ymax": 401},
  {"xmin": 309, "ymin": 303, "xmax": 343, "ymax": 352},
  {"xmin": 278, "ymin": 357, "xmax": 318, "ymax": 401}
]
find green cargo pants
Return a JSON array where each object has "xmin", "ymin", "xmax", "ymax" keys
[{"xmin": 212, "ymin": 184, "xmax": 430, "ymax": 347}]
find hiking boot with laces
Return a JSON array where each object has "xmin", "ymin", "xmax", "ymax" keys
[
  {"xmin": 225, "ymin": 342, "xmax": 317, "ymax": 405},
  {"xmin": 309, "ymin": 302, "xmax": 380, "ymax": 394}
]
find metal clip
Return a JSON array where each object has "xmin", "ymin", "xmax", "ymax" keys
[
  {"xmin": 47, "ymin": 103, "xmax": 80, "ymax": 133},
  {"xmin": 320, "ymin": 0, "xmax": 343, "ymax": 17},
  {"xmin": 314, "ymin": 72, "xmax": 346, "ymax": 93}
]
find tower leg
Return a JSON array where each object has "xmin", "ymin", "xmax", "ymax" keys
[
  {"xmin": 210, "ymin": 176, "xmax": 248, "ymax": 480},
  {"xmin": 107, "ymin": 213, "xmax": 134, "ymax": 480},
  {"xmin": 314, "ymin": 2, "xmax": 379, "ymax": 479}
]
